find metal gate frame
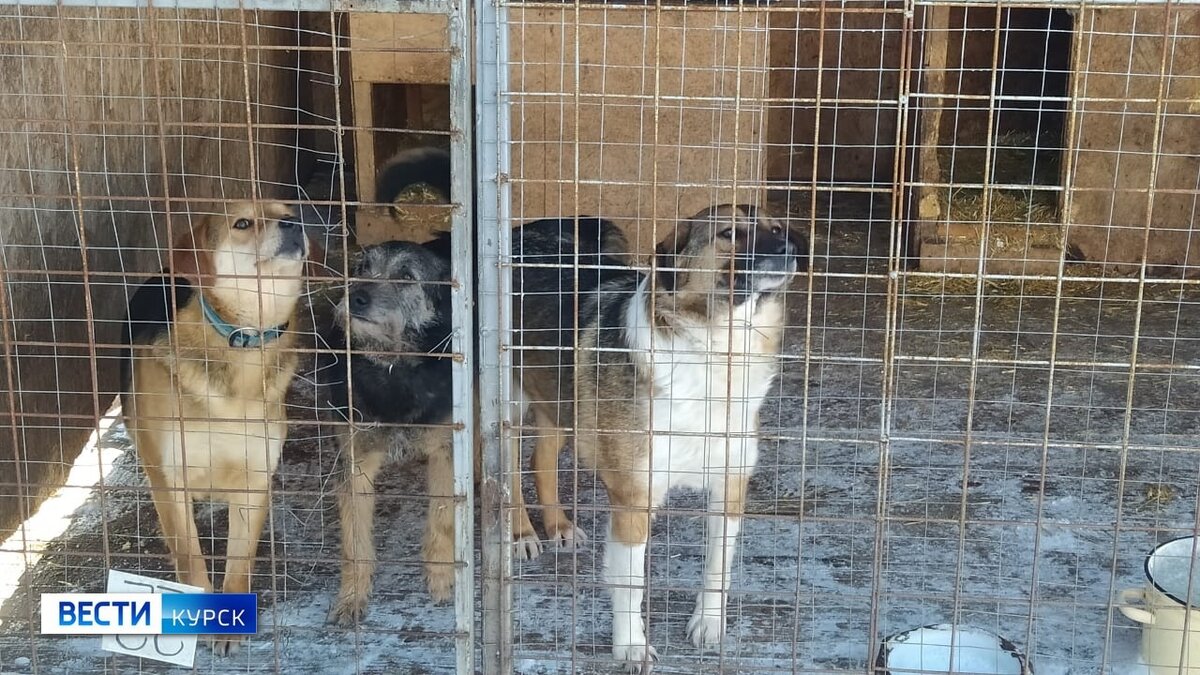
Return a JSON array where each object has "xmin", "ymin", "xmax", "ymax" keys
[
  {"xmin": 428, "ymin": 0, "xmax": 476, "ymax": 671},
  {"xmin": 445, "ymin": 0, "xmax": 476, "ymax": 670},
  {"xmin": 474, "ymin": 0, "xmax": 513, "ymax": 670},
  {"xmin": 349, "ymin": 6, "xmax": 478, "ymax": 675}
]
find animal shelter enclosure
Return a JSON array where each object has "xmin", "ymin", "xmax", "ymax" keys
[{"xmin": 0, "ymin": 0, "xmax": 1199, "ymax": 673}]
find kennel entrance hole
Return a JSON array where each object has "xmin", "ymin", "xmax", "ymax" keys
[{"xmin": 912, "ymin": 7, "xmax": 1073, "ymax": 275}]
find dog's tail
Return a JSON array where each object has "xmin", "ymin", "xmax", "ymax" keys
[{"xmin": 375, "ymin": 146, "xmax": 452, "ymax": 204}]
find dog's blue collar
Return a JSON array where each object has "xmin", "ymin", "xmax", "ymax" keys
[{"xmin": 199, "ymin": 292, "xmax": 287, "ymax": 349}]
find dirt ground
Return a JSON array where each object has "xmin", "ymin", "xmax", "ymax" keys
[{"xmin": 2, "ymin": 191, "xmax": 1198, "ymax": 674}]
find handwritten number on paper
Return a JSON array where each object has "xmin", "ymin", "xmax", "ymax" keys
[{"xmin": 101, "ymin": 570, "xmax": 199, "ymax": 667}]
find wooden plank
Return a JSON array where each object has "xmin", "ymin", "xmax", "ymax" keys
[
  {"xmin": 348, "ymin": 13, "xmax": 450, "ymax": 85},
  {"xmin": 352, "ymin": 81, "xmax": 379, "ymax": 205},
  {"xmin": 915, "ymin": 4, "xmax": 953, "ymax": 242},
  {"xmin": 351, "ymin": 53, "xmax": 451, "ymax": 85},
  {"xmin": 356, "ymin": 204, "xmax": 454, "ymax": 246},
  {"xmin": 918, "ymin": 238, "xmax": 1061, "ymax": 275}
]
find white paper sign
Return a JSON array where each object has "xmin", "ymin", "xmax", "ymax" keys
[{"xmin": 100, "ymin": 570, "xmax": 200, "ymax": 667}]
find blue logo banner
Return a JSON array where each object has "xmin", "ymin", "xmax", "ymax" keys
[{"xmin": 160, "ymin": 593, "xmax": 257, "ymax": 635}]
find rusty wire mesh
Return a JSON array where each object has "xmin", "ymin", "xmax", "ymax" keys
[
  {"xmin": 0, "ymin": 4, "xmax": 473, "ymax": 672},
  {"xmin": 0, "ymin": 0, "xmax": 1195, "ymax": 674},
  {"xmin": 484, "ymin": 1, "xmax": 1200, "ymax": 674}
]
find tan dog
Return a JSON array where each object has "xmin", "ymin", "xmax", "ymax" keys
[
  {"xmin": 513, "ymin": 205, "xmax": 806, "ymax": 672},
  {"xmin": 120, "ymin": 201, "xmax": 313, "ymax": 655}
]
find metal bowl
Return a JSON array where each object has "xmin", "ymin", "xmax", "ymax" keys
[{"xmin": 875, "ymin": 623, "xmax": 1033, "ymax": 675}]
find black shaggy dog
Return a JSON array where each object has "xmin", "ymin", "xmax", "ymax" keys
[
  {"xmin": 319, "ymin": 231, "xmax": 460, "ymax": 626},
  {"xmin": 321, "ymin": 147, "xmax": 629, "ymax": 624}
]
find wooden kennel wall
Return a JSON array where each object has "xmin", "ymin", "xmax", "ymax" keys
[
  {"xmin": 766, "ymin": 3, "xmax": 904, "ymax": 187},
  {"xmin": 766, "ymin": 3, "xmax": 1199, "ymax": 276},
  {"xmin": 910, "ymin": 5, "xmax": 1200, "ymax": 275},
  {"xmin": 507, "ymin": 6, "xmax": 771, "ymax": 254},
  {"xmin": 1066, "ymin": 6, "xmax": 1200, "ymax": 275},
  {"xmin": 349, "ymin": 7, "xmax": 772, "ymax": 252}
]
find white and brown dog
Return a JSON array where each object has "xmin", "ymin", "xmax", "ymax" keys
[
  {"xmin": 120, "ymin": 201, "xmax": 315, "ymax": 654},
  {"xmin": 513, "ymin": 204, "xmax": 805, "ymax": 671}
]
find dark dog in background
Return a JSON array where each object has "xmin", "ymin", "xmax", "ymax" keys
[
  {"xmin": 509, "ymin": 214, "xmax": 629, "ymax": 556},
  {"xmin": 375, "ymin": 146, "xmax": 452, "ymax": 209},
  {"xmin": 378, "ymin": 146, "xmax": 632, "ymax": 558}
]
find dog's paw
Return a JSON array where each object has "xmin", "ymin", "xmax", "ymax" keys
[
  {"xmin": 685, "ymin": 610, "xmax": 725, "ymax": 648},
  {"xmin": 613, "ymin": 642, "xmax": 657, "ymax": 674},
  {"xmin": 208, "ymin": 635, "xmax": 244, "ymax": 657},
  {"xmin": 547, "ymin": 523, "xmax": 588, "ymax": 550},
  {"xmin": 513, "ymin": 533, "xmax": 543, "ymax": 561},
  {"xmin": 425, "ymin": 565, "xmax": 454, "ymax": 604},
  {"xmin": 327, "ymin": 594, "xmax": 369, "ymax": 627}
]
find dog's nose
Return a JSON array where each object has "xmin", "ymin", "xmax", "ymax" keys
[
  {"xmin": 757, "ymin": 235, "xmax": 791, "ymax": 256},
  {"xmin": 349, "ymin": 289, "xmax": 370, "ymax": 310}
]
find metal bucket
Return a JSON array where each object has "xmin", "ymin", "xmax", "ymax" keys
[{"xmin": 1118, "ymin": 536, "xmax": 1200, "ymax": 675}]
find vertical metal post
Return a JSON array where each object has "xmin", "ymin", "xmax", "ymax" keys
[
  {"xmin": 447, "ymin": 0, "xmax": 476, "ymax": 672},
  {"xmin": 476, "ymin": 0, "xmax": 514, "ymax": 671},
  {"xmin": 867, "ymin": 0, "xmax": 920, "ymax": 655}
]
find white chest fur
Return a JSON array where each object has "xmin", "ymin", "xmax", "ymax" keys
[{"xmin": 624, "ymin": 279, "xmax": 782, "ymax": 494}]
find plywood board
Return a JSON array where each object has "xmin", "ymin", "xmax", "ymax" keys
[
  {"xmin": 509, "ymin": 6, "xmax": 772, "ymax": 253},
  {"xmin": 766, "ymin": 4, "xmax": 903, "ymax": 185},
  {"xmin": 356, "ymin": 204, "xmax": 453, "ymax": 245},
  {"xmin": 348, "ymin": 13, "xmax": 450, "ymax": 85},
  {"xmin": 1065, "ymin": 7, "xmax": 1200, "ymax": 274}
]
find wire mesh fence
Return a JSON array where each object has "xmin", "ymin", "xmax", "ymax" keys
[
  {"xmin": 0, "ymin": 3, "xmax": 475, "ymax": 672},
  {"xmin": 0, "ymin": 0, "xmax": 1196, "ymax": 673}
]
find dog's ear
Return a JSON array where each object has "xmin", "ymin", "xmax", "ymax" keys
[
  {"xmin": 168, "ymin": 221, "xmax": 210, "ymax": 284},
  {"xmin": 653, "ymin": 220, "xmax": 692, "ymax": 292}
]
